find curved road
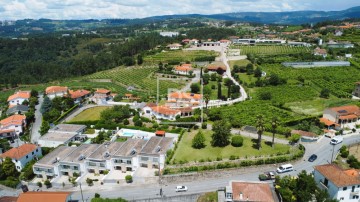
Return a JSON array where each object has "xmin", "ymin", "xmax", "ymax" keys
[{"xmin": 70, "ymin": 134, "xmax": 360, "ymax": 201}]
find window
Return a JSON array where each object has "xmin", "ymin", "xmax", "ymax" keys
[
  {"xmin": 88, "ymin": 162, "xmax": 96, "ymax": 166},
  {"xmin": 127, "ymin": 160, "xmax": 131, "ymax": 165},
  {"xmin": 32, "ymin": 152, "xmax": 34, "ymax": 155},
  {"xmin": 26, "ymin": 155, "xmax": 28, "ymax": 159},
  {"xmin": 36, "ymin": 149, "xmax": 38, "ymax": 152},
  {"xmin": 343, "ymin": 187, "xmax": 347, "ymax": 191},
  {"xmin": 352, "ymin": 186, "xmax": 355, "ymax": 192},
  {"xmin": 153, "ymin": 158, "xmax": 158, "ymax": 163},
  {"xmin": 16, "ymin": 166, "xmax": 20, "ymax": 169},
  {"xmin": 324, "ymin": 178, "xmax": 329, "ymax": 187},
  {"xmin": 340, "ymin": 197, "xmax": 344, "ymax": 200},
  {"xmin": 15, "ymin": 160, "xmax": 18, "ymax": 162},
  {"xmin": 73, "ymin": 166, "xmax": 78, "ymax": 170},
  {"xmin": 353, "ymin": 196, "xmax": 359, "ymax": 199},
  {"xmin": 141, "ymin": 157, "xmax": 149, "ymax": 161}
]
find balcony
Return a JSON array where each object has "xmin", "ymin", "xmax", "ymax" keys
[{"xmin": 319, "ymin": 181, "xmax": 329, "ymax": 189}]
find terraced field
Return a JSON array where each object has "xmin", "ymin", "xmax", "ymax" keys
[{"xmin": 144, "ymin": 50, "xmax": 218, "ymax": 64}]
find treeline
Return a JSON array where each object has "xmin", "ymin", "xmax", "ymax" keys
[
  {"xmin": 185, "ymin": 27, "xmax": 236, "ymax": 40},
  {"xmin": 0, "ymin": 32, "xmax": 175, "ymax": 86}
]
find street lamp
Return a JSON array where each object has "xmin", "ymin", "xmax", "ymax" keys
[{"xmin": 330, "ymin": 144, "xmax": 335, "ymax": 163}]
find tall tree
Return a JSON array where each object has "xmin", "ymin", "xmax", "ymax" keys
[
  {"xmin": 39, "ymin": 121, "xmax": 50, "ymax": 136},
  {"xmin": 190, "ymin": 83, "xmax": 200, "ymax": 94},
  {"xmin": 203, "ymin": 86, "xmax": 212, "ymax": 109},
  {"xmin": 40, "ymin": 96, "xmax": 52, "ymax": 114},
  {"xmin": 224, "ymin": 78, "xmax": 233, "ymax": 99},
  {"xmin": 211, "ymin": 120, "xmax": 231, "ymax": 147},
  {"xmin": 192, "ymin": 130, "xmax": 206, "ymax": 149},
  {"xmin": 271, "ymin": 117, "xmax": 279, "ymax": 148},
  {"xmin": 256, "ymin": 115, "xmax": 265, "ymax": 150},
  {"xmin": 217, "ymin": 82, "xmax": 222, "ymax": 100},
  {"xmin": 2, "ymin": 157, "xmax": 18, "ymax": 177}
]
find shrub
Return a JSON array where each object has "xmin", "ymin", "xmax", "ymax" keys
[
  {"xmin": 192, "ymin": 131, "xmax": 206, "ymax": 149},
  {"xmin": 103, "ymin": 170, "xmax": 109, "ymax": 175},
  {"xmin": 73, "ymin": 172, "xmax": 80, "ymax": 178},
  {"xmin": 95, "ymin": 193, "xmax": 100, "ymax": 198},
  {"xmin": 125, "ymin": 175, "xmax": 133, "ymax": 183},
  {"xmin": 44, "ymin": 179, "xmax": 51, "ymax": 188},
  {"xmin": 37, "ymin": 181, "xmax": 42, "ymax": 188},
  {"xmin": 86, "ymin": 178, "xmax": 93, "ymax": 186},
  {"xmin": 201, "ymin": 122, "xmax": 207, "ymax": 129},
  {"xmin": 123, "ymin": 119, "xmax": 130, "ymax": 125},
  {"xmin": 231, "ymin": 136, "xmax": 244, "ymax": 147}
]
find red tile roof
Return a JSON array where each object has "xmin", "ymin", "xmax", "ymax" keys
[
  {"xmin": 95, "ymin": 88, "xmax": 110, "ymax": 94},
  {"xmin": 0, "ymin": 114, "xmax": 26, "ymax": 127},
  {"xmin": 175, "ymin": 65, "xmax": 193, "ymax": 72},
  {"xmin": 291, "ymin": 130, "xmax": 317, "ymax": 138},
  {"xmin": 0, "ymin": 144, "xmax": 37, "ymax": 160},
  {"xmin": 45, "ymin": 86, "xmax": 68, "ymax": 94},
  {"xmin": 207, "ymin": 62, "xmax": 227, "ymax": 71},
  {"xmin": 151, "ymin": 106, "xmax": 180, "ymax": 115},
  {"xmin": 0, "ymin": 129, "xmax": 15, "ymax": 134},
  {"xmin": 339, "ymin": 114, "xmax": 358, "ymax": 120},
  {"xmin": 17, "ymin": 192, "xmax": 71, "ymax": 202},
  {"xmin": 315, "ymin": 164, "xmax": 360, "ymax": 187},
  {"xmin": 69, "ymin": 89, "xmax": 91, "ymax": 99},
  {"xmin": 155, "ymin": 130, "xmax": 166, "ymax": 136},
  {"xmin": 231, "ymin": 181, "xmax": 275, "ymax": 202},
  {"xmin": 168, "ymin": 92, "xmax": 202, "ymax": 100},
  {"xmin": 319, "ymin": 118, "xmax": 339, "ymax": 126},
  {"xmin": 7, "ymin": 91, "xmax": 31, "ymax": 101},
  {"xmin": 329, "ymin": 105, "xmax": 360, "ymax": 116}
]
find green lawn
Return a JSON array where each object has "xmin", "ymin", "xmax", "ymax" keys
[
  {"xmin": 70, "ymin": 106, "xmax": 110, "ymax": 122},
  {"xmin": 206, "ymin": 81, "xmax": 228, "ymax": 100},
  {"xmin": 115, "ymin": 137, "xmax": 128, "ymax": 142},
  {"xmin": 197, "ymin": 192, "xmax": 218, "ymax": 202},
  {"xmin": 229, "ymin": 59, "xmax": 251, "ymax": 69},
  {"xmin": 172, "ymin": 130, "xmax": 291, "ymax": 163}
]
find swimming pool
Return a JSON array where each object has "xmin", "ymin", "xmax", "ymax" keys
[{"xmin": 122, "ymin": 132, "xmax": 135, "ymax": 137}]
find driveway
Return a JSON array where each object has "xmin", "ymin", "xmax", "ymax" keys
[{"xmin": 30, "ymin": 94, "xmax": 44, "ymax": 144}]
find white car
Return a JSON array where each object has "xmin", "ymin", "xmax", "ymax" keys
[{"xmin": 175, "ymin": 185, "xmax": 188, "ymax": 192}]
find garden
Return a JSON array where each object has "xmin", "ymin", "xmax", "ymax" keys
[
  {"xmin": 70, "ymin": 106, "xmax": 111, "ymax": 122},
  {"xmin": 231, "ymin": 45, "xmax": 311, "ymax": 56}
]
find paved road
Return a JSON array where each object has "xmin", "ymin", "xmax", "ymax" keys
[
  {"xmin": 30, "ymin": 94, "xmax": 44, "ymax": 144},
  {"xmin": 69, "ymin": 134, "xmax": 360, "ymax": 201},
  {"xmin": 180, "ymin": 70, "xmax": 201, "ymax": 92}
]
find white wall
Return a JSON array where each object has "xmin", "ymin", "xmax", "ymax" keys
[
  {"xmin": 38, "ymin": 139, "xmax": 65, "ymax": 148},
  {"xmin": 8, "ymin": 98, "xmax": 28, "ymax": 105},
  {"xmin": 323, "ymin": 109, "xmax": 338, "ymax": 123},
  {"xmin": 13, "ymin": 146, "xmax": 42, "ymax": 171}
]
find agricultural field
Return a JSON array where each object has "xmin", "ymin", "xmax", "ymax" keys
[
  {"xmin": 82, "ymin": 66, "xmax": 185, "ymax": 95},
  {"xmin": 59, "ymin": 80, "xmax": 128, "ymax": 94},
  {"xmin": 234, "ymin": 45, "xmax": 311, "ymax": 56},
  {"xmin": 252, "ymin": 85, "xmax": 320, "ymax": 103},
  {"xmin": 261, "ymin": 64, "xmax": 360, "ymax": 98},
  {"xmin": 228, "ymin": 59, "xmax": 251, "ymax": 69},
  {"xmin": 209, "ymin": 100, "xmax": 308, "ymax": 126},
  {"xmin": 206, "ymin": 81, "xmax": 229, "ymax": 100},
  {"xmin": 172, "ymin": 130, "xmax": 291, "ymax": 163},
  {"xmin": 69, "ymin": 106, "xmax": 110, "ymax": 122},
  {"xmin": 144, "ymin": 50, "xmax": 218, "ymax": 64},
  {"xmin": 285, "ymin": 99, "xmax": 360, "ymax": 116}
]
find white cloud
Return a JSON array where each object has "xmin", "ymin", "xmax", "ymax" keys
[{"xmin": 0, "ymin": 0, "xmax": 358, "ymax": 20}]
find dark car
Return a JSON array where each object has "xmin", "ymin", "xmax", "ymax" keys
[{"xmin": 308, "ymin": 154, "xmax": 317, "ymax": 162}]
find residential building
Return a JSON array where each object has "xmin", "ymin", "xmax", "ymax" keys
[
  {"xmin": 45, "ymin": 86, "xmax": 68, "ymax": 99},
  {"xmin": 138, "ymin": 136, "xmax": 174, "ymax": 170},
  {"xmin": 6, "ymin": 105, "xmax": 29, "ymax": 115},
  {"xmin": 314, "ymin": 164, "xmax": 360, "ymax": 201},
  {"xmin": 335, "ymin": 30, "xmax": 343, "ymax": 36},
  {"xmin": 86, "ymin": 142, "xmax": 121, "ymax": 174},
  {"xmin": 68, "ymin": 89, "xmax": 91, "ymax": 103},
  {"xmin": 38, "ymin": 124, "xmax": 87, "ymax": 147},
  {"xmin": 33, "ymin": 146, "xmax": 77, "ymax": 179},
  {"xmin": 112, "ymin": 138, "xmax": 146, "ymax": 173},
  {"xmin": 7, "ymin": 91, "xmax": 31, "ymax": 106},
  {"xmin": 224, "ymin": 180, "xmax": 277, "ymax": 202},
  {"xmin": 166, "ymin": 92, "xmax": 201, "ymax": 109},
  {"xmin": 314, "ymin": 47, "xmax": 327, "ymax": 57},
  {"xmin": 353, "ymin": 82, "xmax": 360, "ymax": 97},
  {"xmin": 0, "ymin": 114, "xmax": 26, "ymax": 135},
  {"xmin": 166, "ymin": 43, "xmax": 182, "ymax": 50},
  {"xmin": 0, "ymin": 196, "xmax": 17, "ymax": 202},
  {"xmin": 17, "ymin": 191, "xmax": 72, "ymax": 202},
  {"xmin": 0, "ymin": 144, "xmax": 41, "ymax": 171},
  {"xmin": 207, "ymin": 62, "xmax": 227, "ymax": 74},
  {"xmin": 0, "ymin": 129, "xmax": 16, "ymax": 139},
  {"xmin": 142, "ymin": 102, "xmax": 157, "ymax": 116},
  {"xmin": 150, "ymin": 106, "xmax": 181, "ymax": 120},
  {"xmin": 173, "ymin": 64, "xmax": 193, "ymax": 75},
  {"xmin": 321, "ymin": 105, "xmax": 360, "ymax": 128},
  {"xmin": 90, "ymin": 88, "xmax": 111, "ymax": 104},
  {"xmin": 201, "ymin": 41, "xmax": 221, "ymax": 46},
  {"xmin": 123, "ymin": 93, "xmax": 140, "ymax": 101}
]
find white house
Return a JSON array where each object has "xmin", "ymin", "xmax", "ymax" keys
[
  {"xmin": 7, "ymin": 91, "xmax": 31, "ymax": 107},
  {"xmin": 320, "ymin": 105, "xmax": 360, "ymax": 129},
  {"xmin": 90, "ymin": 88, "xmax": 111, "ymax": 104},
  {"xmin": 314, "ymin": 164, "xmax": 360, "ymax": 201},
  {"xmin": 150, "ymin": 106, "xmax": 181, "ymax": 120},
  {"xmin": 166, "ymin": 43, "xmax": 182, "ymax": 50},
  {"xmin": 45, "ymin": 86, "xmax": 68, "ymax": 99},
  {"xmin": 314, "ymin": 47, "xmax": 328, "ymax": 58},
  {"xmin": 38, "ymin": 124, "xmax": 87, "ymax": 147},
  {"xmin": 173, "ymin": 64, "xmax": 193, "ymax": 75},
  {"xmin": 69, "ymin": 89, "xmax": 91, "ymax": 104},
  {"xmin": 0, "ymin": 144, "xmax": 42, "ymax": 171},
  {"xmin": 0, "ymin": 114, "xmax": 26, "ymax": 135},
  {"xmin": 159, "ymin": 32, "xmax": 179, "ymax": 37}
]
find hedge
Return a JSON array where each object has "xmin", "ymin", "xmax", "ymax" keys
[{"xmin": 54, "ymin": 104, "xmax": 79, "ymax": 124}]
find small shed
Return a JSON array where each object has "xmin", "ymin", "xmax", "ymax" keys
[{"xmin": 155, "ymin": 130, "xmax": 166, "ymax": 137}]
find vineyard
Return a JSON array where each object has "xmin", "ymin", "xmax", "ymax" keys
[
  {"xmin": 144, "ymin": 50, "xmax": 218, "ymax": 64},
  {"xmin": 209, "ymin": 100, "xmax": 308, "ymax": 126},
  {"xmin": 82, "ymin": 66, "xmax": 185, "ymax": 95},
  {"xmin": 59, "ymin": 80, "xmax": 128, "ymax": 94},
  {"xmin": 261, "ymin": 64, "xmax": 360, "ymax": 98},
  {"xmin": 233, "ymin": 45, "xmax": 311, "ymax": 56}
]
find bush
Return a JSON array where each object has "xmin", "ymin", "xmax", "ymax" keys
[
  {"xmin": 125, "ymin": 175, "xmax": 132, "ymax": 183},
  {"xmin": 44, "ymin": 179, "xmax": 51, "ymax": 188},
  {"xmin": 86, "ymin": 178, "xmax": 93, "ymax": 186},
  {"xmin": 37, "ymin": 181, "xmax": 42, "ymax": 188},
  {"xmin": 95, "ymin": 193, "xmax": 100, "ymax": 198},
  {"xmin": 73, "ymin": 172, "xmax": 80, "ymax": 178},
  {"xmin": 231, "ymin": 136, "xmax": 244, "ymax": 147},
  {"xmin": 201, "ymin": 122, "xmax": 207, "ymax": 129},
  {"xmin": 123, "ymin": 119, "xmax": 129, "ymax": 125}
]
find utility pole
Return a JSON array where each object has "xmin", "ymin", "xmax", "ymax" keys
[
  {"xmin": 158, "ymin": 161, "xmax": 162, "ymax": 197},
  {"xmin": 331, "ymin": 144, "xmax": 335, "ymax": 164},
  {"xmin": 79, "ymin": 182, "xmax": 84, "ymax": 202}
]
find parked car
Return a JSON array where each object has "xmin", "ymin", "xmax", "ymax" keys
[
  {"xmin": 308, "ymin": 154, "xmax": 318, "ymax": 162},
  {"xmin": 330, "ymin": 136, "xmax": 343, "ymax": 145},
  {"xmin": 276, "ymin": 164, "xmax": 294, "ymax": 173},
  {"xmin": 259, "ymin": 171, "xmax": 276, "ymax": 181},
  {"xmin": 175, "ymin": 185, "xmax": 188, "ymax": 192}
]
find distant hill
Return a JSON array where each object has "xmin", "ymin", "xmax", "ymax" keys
[{"xmin": 146, "ymin": 6, "xmax": 360, "ymax": 25}]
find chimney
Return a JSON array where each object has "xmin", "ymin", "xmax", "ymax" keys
[{"xmin": 240, "ymin": 192, "xmax": 243, "ymax": 200}]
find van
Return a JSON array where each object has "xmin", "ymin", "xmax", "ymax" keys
[
  {"xmin": 276, "ymin": 164, "xmax": 293, "ymax": 173},
  {"xmin": 330, "ymin": 136, "xmax": 343, "ymax": 145}
]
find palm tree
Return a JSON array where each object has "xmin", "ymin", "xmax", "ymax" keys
[
  {"xmin": 271, "ymin": 117, "xmax": 279, "ymax": 148},
  {"xmin": 256, "ymin": 115, "xmax": 265, "ymax": 150}
]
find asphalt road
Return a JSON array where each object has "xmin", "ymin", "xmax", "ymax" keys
[
  {"xmin": 30, "ymin": 94, "xmax": 44, "ymax": 144},
  {"xmin": 70, "ymin": 134, "xmax": 360, "ymax": 201}
]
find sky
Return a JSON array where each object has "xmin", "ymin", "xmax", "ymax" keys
[{"xmin": 0, "ymin": 0, "xmax": 359, "ymax": 20}]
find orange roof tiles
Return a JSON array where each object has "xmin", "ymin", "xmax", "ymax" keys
[
  {"xmin": 95, "ymin": 88, "xmax": 110, "ymax": 94},
  {"xmin": 207, "ymin": 62, "xmax": 227, "ymax": 71},
  {"xmin": 168, "ymin": 92, "xmax": 202, "ymax": 100},
  {"xmin": 151, "ymin": 106, "xmax": 180, "ymax": 115},
  {"xmin": 0, "ymin": 114, "xmax": 26, "ymax": 127},
  {"xmin": 155, "ymin": 130, "xmax": 166, "ymax": 136},
  {"xmin": 231, "ymin": 181, "xmax": 275, "ymax": 202},
  {"xmin": 45, "ymin": 86, "xmax": 68, "ymax": 94},
  {"xmin": 291, "ymin": 130, "xmax": 317, "ymax": 138},
  {"xmin": 175, "ymin": 65, "xmax": 193, "ymax": 72},
  {"xmin": 7, "ymin": 91, "xmax": 31, "ymax": 101},
  {"xmin": 0, "ymin": 129, "xmax": 15, "ymax": 133},
  {"xmin": 339, "ymin": 114, "xmax": 358, "ymax": 120},
  {"xmin": 17, "ymin": 191, "xmax": 71, "ymax": 202},
  {"xmin": 315, "ymin": 164, "xmax": 360, "ymax": 187},
  {"xmin": 330, "ymin": 105, "xmax": 360, "ymax": 115},
  {"xmin": 0, "ymin": 144, "xmax": 37, "ymax": 160},
  {"xmin": 125, "ymin": 93, "xmax": 133, "ymax": 97},
  {"xmin": 68, "ymin": 89, "xmax": 91, "ymax": 99},
  {"xmin": 320, "ymin": 118, "xmax": 339, "ymax": 126}
]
